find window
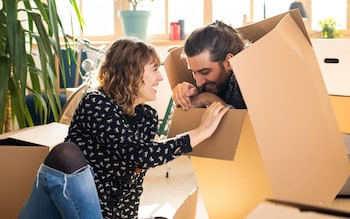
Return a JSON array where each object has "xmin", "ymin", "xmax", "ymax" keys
[
  {"xmin": 81, "ymin": 0, "xmax": 115, "ymax": 36},
  {"xmin": 311, "ymin": 0, "xmax": 347, "ymax": 30},
  {"xmin": 253, "ymin": 0, "xmax": 293, "ymax": 21},
  {"xmin": 139, "ymin": 0, "xmax": 166, "ymax": 35},
  {"xmin": 57, "ymin": 0, "xmax": 116, "ymax": 41},
  {"xmin": 212, "ymin": 0, "xmax": 250, "ymax": 27},
  {"xmin": 56, "ymin": 0, "xmax": 80, "ymax": 36},
  {"xmin": 168, "ymin": 0, "xmax": 203, "ymax": 35},
  {"xmin": 139, "ymin": 0, "xmax": 204, "ymax": 39},
  {"xmin": 56, "ymin": 0, "xmax": 350, "ymax": 42}
]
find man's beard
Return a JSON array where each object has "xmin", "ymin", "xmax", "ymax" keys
[
  {"xmin": 199, "ymin": 69, "xmax": 231, "ymax": 99},
  {"xmin": 201, "ymin": 82, "xmax": 218, "ymax": 93}
]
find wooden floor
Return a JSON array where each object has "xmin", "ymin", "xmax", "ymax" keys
[{"xmin": 139, "ymin": 155, "xmax": 208, "ymax": 219}]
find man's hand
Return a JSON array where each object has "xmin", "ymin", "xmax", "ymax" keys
[{"xmin": 172, "ymin": 82, "xmax": 199, "ymax": 110}]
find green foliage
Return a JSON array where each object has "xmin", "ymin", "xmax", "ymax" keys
[
  {"xmin": 318, "ymin": 17, "xmax": 342, "ymax": 39},
  {"xmin": 0, "ymin": 0, "xmax": 84, "ymax": 133}
]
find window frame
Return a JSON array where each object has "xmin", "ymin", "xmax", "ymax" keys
[{"xmin": 69, "ymin": 0, "xmax": 350, "ymax": 44}]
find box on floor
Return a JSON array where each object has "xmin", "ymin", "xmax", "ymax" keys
[{"xmin": 0, "ymin": 123, "xmax": 68, "ymax": 219}]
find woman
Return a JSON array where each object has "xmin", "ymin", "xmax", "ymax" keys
[{"xmin": 65, "ymin": 37, "xmax": 229, "ymax": 219}]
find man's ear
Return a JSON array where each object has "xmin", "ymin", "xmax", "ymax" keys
[{"xmin": 224, "ymin": 53, "xmax": 234, "ymax": 71}]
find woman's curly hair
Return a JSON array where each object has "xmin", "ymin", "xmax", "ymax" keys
[{"xmin": 98, "ymin": 37, "xmax": 161, "ymax": 115}]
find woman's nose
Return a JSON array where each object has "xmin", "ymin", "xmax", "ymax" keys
[{"xmin": 158, "ymin": 72, "xmax": 164, "ymax": 81}]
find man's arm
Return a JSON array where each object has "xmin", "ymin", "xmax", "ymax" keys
[
  {"xmin": 172, "ymin": 81, "xmax": 229, "ymax": 110},
  {"xmin": 191, "ymin": 92, "xmax": 226, "ymax": 108}
]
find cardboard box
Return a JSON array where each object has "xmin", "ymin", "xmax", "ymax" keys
[
  {"xmin": 0, "ymin": 122, "xmax": 68, "ymax": 219},
  {"xmin": 173, "ymin": 187, "xmax": 198, "ymax": 219},
  {"xmin": 246, "ymin": 199, "xmax": 350, "ymax": 219},
  {"xmin": 164, "ymin": 9, "xmax": 350, "ymax": 218},
  {"xmin": 164, "ymin": 42, "xmax": 247, "ymax": 161},
  {"xmin": 329, "ymin": 95, "xmax": 350, "ymax": 134},
  {"xmin": 190, "ymin": 115, "xmax": 273, "ymax": 218},
  {"xmin": 168, "ymin": 108, "xmax": 246, "ymax": 160},
  {"xmin": 311, "ymin": 39, "xmax": 350, "ymax": 96},
  {"xmin": 163, "ymin": 46, "xmax": 195, "ymax": 89},
  {"xmin": 232, "ymin": 8, "xmax": 349, "ymax": 213},
  {"xmin": 311, "ymin": 39, "xmax": 350, "ymax": 135}
]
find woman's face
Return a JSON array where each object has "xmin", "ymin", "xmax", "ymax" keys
[{"xmin": 135, "ymin": 61, "xmax": 163, "ymax": 105}]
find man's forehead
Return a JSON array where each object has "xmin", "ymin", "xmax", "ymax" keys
[{"xmin": 186, "ymin": 51, "xmax": 216, "ymax": 71}]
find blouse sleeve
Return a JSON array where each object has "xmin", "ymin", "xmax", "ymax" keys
[{"xmin": 82, "ymin": 93, "xmax": 193, "ymax": 169}]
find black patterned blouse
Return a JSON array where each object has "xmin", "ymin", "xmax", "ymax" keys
[{"xmin": 65, "ymin": 90, "xmax": 192, "ymax": 219}]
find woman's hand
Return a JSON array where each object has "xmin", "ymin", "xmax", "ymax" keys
[{"xmin": 188, "ymin": 102, "xmax": 230, "ymax": 147}]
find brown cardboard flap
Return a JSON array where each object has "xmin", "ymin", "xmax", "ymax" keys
[
  {"xmin": 3, "ymin": 122, "xmax": 69, "ymax": 148},
  {"xmin": 237, "ymin": 9, "xmax": 310, "ymax": 45},
  {"xmin": 167, "ymin": 108, "xmax": 246, "ymax": 160},
  {"xmin": 173, "ymin": 187, "xmax": 198, "ymax": 219},
  {"xmin": 266, "ymin": 199, "xmax": 350, "ymax": 217},
  {"xmin": 0, "ymin": 146, "xmax": 49, "ymax": 219},
  {"xmin": 190, "ymin": 114, "xmax": 273, "ymax": 218},
  {"xmin": 0, "ymin": 123, "xmax": 68, "ymax": 218},
  {"xmin": 231, "ymin": 10, "xmax": 350, "ymax": 205},
  {"xmin": 329, "ymin": 95, "xmax": 350, "ymax": 134},
  {"xmin": 163, "ymin": 46, "xmax": 195, "ymax": 89},
  {"xmin": 247, "ymin": 200, "xmax": 350, "ymax": 219}
]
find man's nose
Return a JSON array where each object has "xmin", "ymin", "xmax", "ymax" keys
[{"xmin": 193, "ymin": 73, "xmax": 205, "ymax": 87}]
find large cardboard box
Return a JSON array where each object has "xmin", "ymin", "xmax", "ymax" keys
[
  {"xmin": 232, "ymin": 8, "xmax": 349, "ymax": 203},
  {"xmin": 164, "ymin": 9, "xmax": 350, "ymax": 218},
  {"xmin": 311, "ymin": 39, "xmax": 350, "ymax": 97},
  {"xmin": 0, "ymin": 122, "xmax": 68, "ymax": 219},
  {"xmin": 310, "ymin": 39, "xmax": 350, "ymax": 134},
  {"xmin": 164, "ymin": 47, "xmax": 247, "ymax": 161}
]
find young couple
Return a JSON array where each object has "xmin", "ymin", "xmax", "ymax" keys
[{"xmin": 20, "ymin": 20, "xmax": 246, "ymax": 219}]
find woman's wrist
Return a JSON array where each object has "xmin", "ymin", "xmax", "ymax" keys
[{"xmin": 188, "ymin": 127, "xmax": 210, "ymax": 148}]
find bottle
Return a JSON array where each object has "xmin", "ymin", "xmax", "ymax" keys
[
  {"xmin": 170, "ymin": 22, "xmax": 180, "ymax": 40},
  {"xmin": 178, "ymin": 19, "xmax": 185, "ymax": 40}
]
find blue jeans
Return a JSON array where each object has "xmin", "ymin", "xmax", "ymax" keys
[{"xmin": 19, "ymin": 164, "xmax": 103, "ymax": 219}]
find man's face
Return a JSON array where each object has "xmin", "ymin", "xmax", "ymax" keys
[{"xmin": 186, "ymin": 50, "xmax": 231, "ymax": 95}]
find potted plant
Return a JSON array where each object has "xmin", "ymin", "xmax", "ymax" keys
[
  {"xmin": 0, "ymin": 0, "xmax": 84, "ymax": 133},
  {"xmin": 318, "ymin": 17, "xmax": 342, "ymax": 39},
  {"xmin": 118, "ymin": 0, "xmax": 154, "ymax": 40}
]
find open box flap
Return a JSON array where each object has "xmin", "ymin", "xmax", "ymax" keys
[
  {"xmin": 168, "ymin": 108, "xmax": 246, "ymax": 160},
  {"xmin": 231, "ymin": 10, "xmax": 350, "ymax": 205},
  {"xmin": 163, "ymin": 46, "xmax": 195, "ymax": 89},
  {"xmin": 1, "ymin": 122, "xmax": 69, "ymax": 148}
]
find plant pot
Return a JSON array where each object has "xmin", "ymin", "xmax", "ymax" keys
[{"xmin": 118, "ymin": 10, "xmax": 151, "ymax": 40}]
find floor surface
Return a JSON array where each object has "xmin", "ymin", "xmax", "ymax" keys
[{"xmin": 139, "ymin": 155, "xmax": 208, "ymax": 219}]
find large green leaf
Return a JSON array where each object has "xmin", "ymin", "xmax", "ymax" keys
[{"xmin": 0, "ymin": 0, "xmax": 84, "ymax": 133}]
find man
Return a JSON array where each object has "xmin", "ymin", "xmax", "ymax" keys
[{"xmin": 172, "ymin": 20, "xmax": 247, "ymax": 110}]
